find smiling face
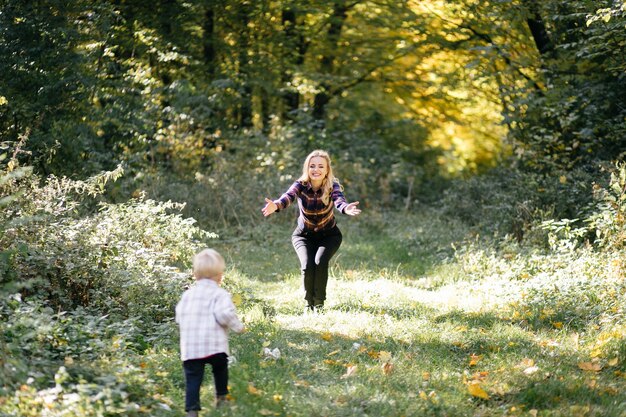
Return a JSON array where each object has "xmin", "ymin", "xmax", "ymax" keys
[{"xmin": 308, "ymin": 156, "xmax": 328, "ymax": 186}]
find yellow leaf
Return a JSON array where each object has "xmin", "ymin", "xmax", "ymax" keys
[
  {"xmin": 367, "ymin": 349, "xmax": 379, "ymax": 359},
  {"xmin": 529, "ymin": 410, "xmax": 538, "ymax": 417},
  {"xmin": 247, "ymin": 384, "xmax": 262, "ymax": 396},
  {"xmin": 469, "ymin": 354, "xmax": 483, "ymax": 366},
  {"xmin": 519, "ymin": 358, "xmax": 535, "ymax": 368},
  {"xmin": 422, "ymin": 371, "xmax": 431, "ymax": 381},
  {"xmin": 467, "ymin": 381, "xmax": 490, "ymax": 399},
  {"xmin": 273, "ymin": 394, "xmax": 282, "ymax": 402},
  {"xmin": 471, "ymin": 371, "xmax": 489, "ymax": 381},
  {"xmin": 608, "ymin": 358, "xmax": 619, "ymax": 367},
  {"xmin": 378, "ymin": 351, "xmax": 392, "ymax": 362},
  {"xmin": 262, "ymin": 340, "xmax": 271, "ymax": 347},
  {"xmin": 419, "ymin": 391, "xmax": 428, "ymax": 400},
  {"xmin": 341, "ymin": 365, "xmax": 358, "ymax": 379},
  {"xmin": 578, "ymin": 362, "xmax": 602, "ymax": 372},
  {"xmin": 327, "ymin": 350, "xmax": 340, "ymax": 356},
  {"xmin": 559, "ymin": 175, "xmax": 567, "ymax": 184},
  {"xmin": 321, "ymin": 332, "xmax": 332, "ymax": 341},
  {"xmin": 232, "ymin": 293, "xmax": 243, "ymax": 307},
  {"xmin": 552, "ymin": 321, "xmax": 563, "ymax": 329}
]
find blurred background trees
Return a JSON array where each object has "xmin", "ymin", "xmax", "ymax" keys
[{"xmin": 1, "ymin": 0, "xmax": 624, "ymax": 217}]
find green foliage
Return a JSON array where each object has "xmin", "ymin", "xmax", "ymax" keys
[
  {"xmin": 506, "ymin": 0, "xmax": 626, "ymax": 169},
  {"xmin": 586, "ymin": 162, "xmax": 626, "ymax": 249}
]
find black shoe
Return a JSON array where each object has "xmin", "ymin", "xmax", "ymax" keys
[
  {"xmin": 304, "ymin": 304, "xmax": 314, "ymax": 314},
  {"xmin": 314, "ymin": 304, "xmax": 324, "ymax": 314}
]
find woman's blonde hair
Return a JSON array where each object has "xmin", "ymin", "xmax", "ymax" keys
[
  {"xmin": 298, "ymin": 149, "xmax": 341, "ymax": 204},
  {"xmin": 193, "ymin": 248, "xmax": 225, "ymax": 279}
]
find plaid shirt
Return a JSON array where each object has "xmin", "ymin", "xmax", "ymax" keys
[
  {"xmin": 175, "ymin": 279, "xmax": 244, "ymax": 361},
  {"xmin": 274, "ymin": 180, "xmax": 349, "ymax": 232}
]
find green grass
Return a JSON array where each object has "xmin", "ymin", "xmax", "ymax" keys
[
  {"xmin": 3, "ymin": 209, "xmax": 626, "ymax": 416},
  {"xmin": 172, "ymin": 210, "xmax": 625, "ymax": 417}
]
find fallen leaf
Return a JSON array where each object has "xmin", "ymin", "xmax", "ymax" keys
[
  {"xmin": 327, "ymin": 350, "xmax": 340, "ymax": 356},
  {"xmin": 381, "ymin": 362, "xmax": 394, "ymax": 375},
  {"xmin": 367, "ymin": 350, "xmax": 379, "ymax": 359},
  {"xmin": 258, "ymin": 409, "xmax": 277, "ymax": 416},
  {"xmin": 419, "ymin": 391, "xmax": 428, "ymax": 400},
  {"xmin": 608, "ymin": 357, "xmax": 619, "ymax": 367},
  {"xmin": 523, "ymin": 366, "xmax": 540, "ymax": 375},
  {"xmin": 519, "ymin": 358, "xmax": 535, "ymax": 368},
  {"xmin": 578, "ymin": 362, "xmax": 602, "ymax": 372},
  {"xmin": 422, "ymin": 371, "xmax": 431, "ymax": 381},
  {"xmin": 552, "ymin": 321, "xmax": 563, "ymax": 329},
  {"xmin": 341, "ymin": 365, "xmax": 358, "ymax": 379},
  {"xmin": 262, "ymin": 340, "xmax": 271, "ymax": 347},
  {"xmin": 469, "ymin": 354, "xmax": 483, "ymax": 366},
  {"xmin": 467, "ymin": 381, "xmax": 490, "ymax": 400},
  {"xmin": 273, "ymin": 394, "xmax": 282, "ymax": 402},
  {"xmin": 232, "ymin": 293, "xmax": 243, "ymax": 307},
  {"xmin": 529, "ymin": 409, "xmax": 538, "ymax": 417},
  {"xmin": 294, "ymin": 379, "xmax": 310, "ymax": 387},
  {"xmin": 471, "ymin": 371, "xmax": 489, "ymax": 381},
  {"xmin": 378, "ymin": 351, "xmax": 392, "ymax": 362},
  {"xmin": 247, "ymin": 384, "xmax": 262, "ymax": 396},
  {"xmin": 321, "ymin": 332, "xmax": 332, "ymax": 341}
]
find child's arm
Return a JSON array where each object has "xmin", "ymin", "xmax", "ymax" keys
[{"xmin": 214, "ymin": 292, "xmax": 244, "ymax": 333}]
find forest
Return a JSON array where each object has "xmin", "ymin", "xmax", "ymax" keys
[{"xmin": 1, "ymin": 0, "xmax": 626, "ymax": 416}]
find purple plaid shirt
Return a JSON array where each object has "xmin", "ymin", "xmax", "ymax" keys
[
  {"xmin": 273, "ymin": 180, "xmax": 349, "ymax": 232},
  {"xmin": 175, "ymin": 279, "xmax": 243, "ymax": 361}
]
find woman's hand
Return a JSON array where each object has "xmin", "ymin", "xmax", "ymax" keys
[
  {"xmin": 262, "ymin": 198, "xmax": 278, "ymax": 217},
  {"xmin": 344, "ymin": 201, "xmax": 361, "ymax": 216}
]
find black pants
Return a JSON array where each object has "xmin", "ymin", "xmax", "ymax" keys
[
  {"xmin": 183, "ymin": 352, "xmax": 228, "ymax": 411},
  {"xmin": 291, "ymin": 225, "xmax": 342, "ymax": 306}
]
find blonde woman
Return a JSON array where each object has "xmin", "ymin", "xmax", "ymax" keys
[{"xmin": 262, "ymin": 150, "xmax": 361, "ymax": 312}]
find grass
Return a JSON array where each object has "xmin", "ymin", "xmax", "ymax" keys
[
  {"xmin": 3, "ymin": 209, "xmax": 626, "ymax": 416},
  {"xmin": 158, "ymin": 209, "xmax": 625, "ymax": 417}
]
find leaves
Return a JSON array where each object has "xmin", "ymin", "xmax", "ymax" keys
[
  {"xmin": 578, "ymin": 362, "xmax": 602, "ymax": 372},
  {"xmin": 467, "ymin": 381, "xmax": 490, "ymax": 400},
  {"xmin": 469, "ymin": 354, "xmax": 483, "ymax": 367}
]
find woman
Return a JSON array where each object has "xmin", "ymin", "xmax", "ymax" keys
[{"xmin": 262, "ymin": 150, "xmax": 361, "ymax": 313}]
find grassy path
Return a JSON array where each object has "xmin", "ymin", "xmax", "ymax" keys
[{"xmin": 183, "ymin": 214, "xmax": 625, "ymax": 417}]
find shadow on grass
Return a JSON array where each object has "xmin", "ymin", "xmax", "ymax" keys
[{"xmin": 208, "ymin": 314, "xmax": 626, "ymax": 417}]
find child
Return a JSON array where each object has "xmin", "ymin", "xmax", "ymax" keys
[{"xmin": 176, "ymin": 248, "xmax": 244, "ymax": 417}]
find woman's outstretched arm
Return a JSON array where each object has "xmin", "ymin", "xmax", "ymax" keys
[{"xmin": 261, "ymin": 198, "xmax": 278, "ymax": 217}]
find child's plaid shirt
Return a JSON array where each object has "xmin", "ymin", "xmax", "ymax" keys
[{"xmin": 175, "ymin": 279, "xmax": 244, "ymax": 361}]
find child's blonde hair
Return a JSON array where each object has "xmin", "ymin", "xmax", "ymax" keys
[{"xmin": 193, "ymin": 248, "xmax": 225, "ymax": 279}]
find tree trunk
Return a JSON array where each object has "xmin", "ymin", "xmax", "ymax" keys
[
  {"xmin": 203, "ymin": 5, "xmax": 216, "ymax": 76},
  {"xmin": 523, "ymin": 1, "xmax": 553, "ymax": 57},
  {"xmin": 237, "ymin": 4, "xmax": 252, "ymax": 127},
  {"xmin": 281, "ymin": 8, "xmax": 301, "ymax": 117},
  {"xmin": 312, "ymin": 2, "xmax": 349, "ymax": 120}
]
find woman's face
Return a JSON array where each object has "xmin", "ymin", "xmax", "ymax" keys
[{"xmin": 308, "ymin": 156, "xmax": 328, "ymax": 183}]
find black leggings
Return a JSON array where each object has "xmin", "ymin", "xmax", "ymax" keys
[
  {"xmin": 183, "ymin": 353, "xmax": 228, "ymax": 411},
  {"xmin": 291, "ymin": 226, "xmax": 342, "ymax": 306}
]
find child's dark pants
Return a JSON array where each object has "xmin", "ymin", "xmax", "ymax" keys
[
  {"xmin": 183, "ymin": 352, "xmax": 228, "ymax": 411},
  {"xmin": 292, "ymin": 225, "xmax": 342, "ymax": 306}
]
